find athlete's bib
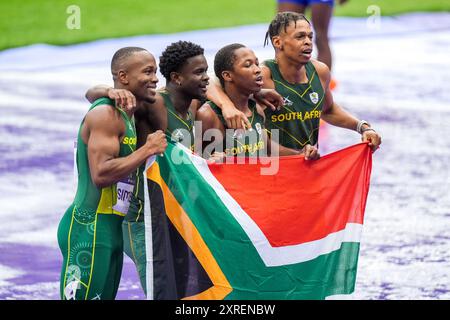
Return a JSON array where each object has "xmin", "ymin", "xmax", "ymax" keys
[{"xmin": 113, "ymin": 176, "xmax": 134, "ymax": 215}]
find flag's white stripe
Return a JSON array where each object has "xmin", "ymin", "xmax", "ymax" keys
[
  {"xmin": 188, "ymin": 153, "xmax": 363, "ymax": 266},
  {"xmin": 144, "ymin": 156, "xmax": 156, "ymax": 300}
]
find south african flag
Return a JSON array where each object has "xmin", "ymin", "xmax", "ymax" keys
[{"xmin": 142, "ymin": 142, "xmax": 372, "ymax": 300}]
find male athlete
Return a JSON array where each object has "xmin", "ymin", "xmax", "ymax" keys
[
  {"xmin": 197, "ymin": 43, "xmax": 318, "ymax": 159},
  {"xmin": 212, "ymin": 12, "xmax": 381, "ymax": 153},
  {"xmin": 58, "ymin": 47, "xmax": 167, "ymax": 300},
  {"xmin": 85, "ymin": 41, "xmax": 209, "ymax": 298},
  {"xmin": 277, "ymin": 0, "xmax": 350, "ymax": 74}
]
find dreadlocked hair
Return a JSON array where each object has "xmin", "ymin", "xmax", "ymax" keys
[
  {"xmin": 159, "ymin": 41, "xmax": 204, "ymax": 80},
  {"xmin": 264, "ymin": 12, "xmax": 311, "ymax": 47}
]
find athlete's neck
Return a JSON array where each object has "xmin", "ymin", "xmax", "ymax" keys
[
  {"xmin": 166, "ymin": 83, "xmax": 192, "ymax": 119},
  {"xmin": 276, "ymin": 55, "xmax": 308, "ymax": 84},
  {"xmin": 224, "ymin": 85, "xmax": 252, "ymax": 117}
]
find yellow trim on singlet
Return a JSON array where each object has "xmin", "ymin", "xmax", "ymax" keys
[
  {"xmin": 269, "ymin": 121, "xmax": 319, "ymax": 148},
  {"xmin": 84, "ymin": 212, "xmax": 98, "ymax": 300},
  {"xmin": 96, "ymin": 187, "xmax": 126, "ymax": 217},
  {"xmin": 300, "ymin": 84, "xmax": 312, "ymax": 97},
  {"xmin": 133, "ymin": 170, "xmax": 143, "ymax": 222},
  {"xmin": 135, "ymin": 200, "xmax": 143, "ymax": 222},
  {"xmin": 311, "ymin": 92, "xmax": 326, "ymax": 112},
  {"xmin": 167, "ymin": 108, "xmax": 193, "ymax": 131},
  {"xmin": 309, "ymin": 70, "xmax": 315, "ymax": 84},
  {"xmin": 269, "ymin": 122, "xmax": 306, "ymax": 147},
  {"xmin": 273, "ymin": 78, "xmax": 311, "ymax": 100},
  {"xmin": 62, "ymin": 205, "xmax": 76, "ymax": 299},
  {"xmin": 127, "ymin": 222, "xmax": 138, "ymax": 263}
]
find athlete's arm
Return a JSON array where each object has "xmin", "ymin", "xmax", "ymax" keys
[
  {"xmin": 315, "ymin": 61, "xmax": 381, "ymax": 152},
  {"xmin": 206, "ymin": 77, "xmax": 251, "ymax": 130},
  {"xmin": 84, "ymin": 105, "xmax": 167, "ymax": 188},
  {"xmin": 85, "ymin": 85, "xmax": 136, "ymax": 111},
  {"xmin": 266, "ymin": 134, "xmax": 300, "ymax": 156},
  {"xmin": 253, "ymin": 89, "xmax": 284, "ymax": 111},
  {"xmin": 261, "ymin": 116, "xmax": 319, "ymax": 159},
  {"xmin": 195, "ymin": 103, "xmax": 225, "ymax": 159}
]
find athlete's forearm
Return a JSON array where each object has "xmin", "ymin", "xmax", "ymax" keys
[
  {"xmin": 270, "ymin": 141, "xmax": 301, "ymax": 156},
  {"xmin": 93, "ymin": 144, "xmax": 157, "ymax": 188},
  {"xmin": 206, "ymin": 79, "xmax": 235, "ymax": 111},
  {"xmin": 321, "ymin": 102, "xmax": 360, "ymax": 131},
  {"xmin": 85, "ymin": 85, "xmax": 111, "ymax": 103}
]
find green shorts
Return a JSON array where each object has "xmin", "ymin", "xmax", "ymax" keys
[
  {"xmin": 58, "ymin": 204, "xmax": 124, "ymax": 300},
  {"xmin": 122, "ymin": 220, "xmax": 147, "ymax": 295}
]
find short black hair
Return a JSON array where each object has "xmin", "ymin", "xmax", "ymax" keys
[
  {"xmin": 264, "ymin": 12, "xmax": 311, "ymax": 47},
  {"xmin": 111, "ymin": 46, "xmax": 147, "ymax": 77},
  {"xmin": 159, "ymin": 41, "xmax": 204, "ymax": 81},
  {"xmin": 214, "ymin": 43, "xmax": 246, "ymax": 87}
]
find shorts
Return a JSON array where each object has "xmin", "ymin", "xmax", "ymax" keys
[
  {"xmin": 122, "ymin": 220, "xmax": 148, "ymax": 295},
  {"xmin": 278, "ymin": 0, "xmax": 334, "ymax": 6},
  {"xmin": 58, "ymin": 205, "xmax": 124, "ymax": 300}
]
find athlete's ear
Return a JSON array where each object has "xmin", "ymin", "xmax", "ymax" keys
[
  {"xmin": 272, "ymin": 36, "xmax": 282, "ymax": 51},
  {"xmin": 118, "ymin": 70, "xmax": 129, "ymax": 85},
  {"xmin": 170, "ymin": 72, "xmax": 182, "ymax": 86},
  {"xmin": 221, "ymin": 70, "xmax": 232, "ymax": 83}
]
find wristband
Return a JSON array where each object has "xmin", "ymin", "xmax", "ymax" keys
[
  {"xmin": 356, "ymin": 120, "xmax": 370, "ymax": 134},
  {"xmin": 361, "ymin": 127, "xmax": 376, "ymax": 134}
]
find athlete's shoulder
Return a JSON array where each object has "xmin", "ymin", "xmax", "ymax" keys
[
  {"xmin": 261, "ymin": 62, "xmax": 275, "ymax": 89},
  {"xmin": 197, "ymin": 101, "xmax": 216, "ymax": 117},
  {"xmin": 87, "ymin": 103, "xmax": 118, "ymax": 118},
  {"xmin": 310, "ymin": 59, "xmax": 331, "ymax": 81},
  {"xmin": 85, "ymin": 104, "xmax": 123, "ymax": 133},
  {"xmin": 197, "ymin": 102, "xmax": 221, "ymax": 130},
  {"xmin": 262, "ymin": 59, "xmax": 276, "ymax": 66}
]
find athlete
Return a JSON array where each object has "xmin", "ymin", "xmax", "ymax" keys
[
  {"xmin": 197, "ymin": 43, "xmax": 318, "ymax": 159},
  {"xmin": 210, "ymin": 12, "xmax": 381, "ymax": 153},
  {"xmin": 277, "ymin": 0, "xmax": 349, "ymax": 73},
  {"xmin": 57, "ymin": 47, "xmax": 167, "ymax": 300},
  {"xmin": 85, "ymin": 41, "xmax": 209, "ymax": 298}
]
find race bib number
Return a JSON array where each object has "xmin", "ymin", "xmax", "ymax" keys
[{"xmin": 113, "ymin": 177, "xmax": 134, "ymax": 215}]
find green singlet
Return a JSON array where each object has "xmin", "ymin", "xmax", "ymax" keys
[
  {"xmin": 264, "ymin": 59, "xmax": 325, "ymax": 149},
  {"xmin": 208, "ymin": 99, "xmax": 266, "ymax": 157},
  {"xmin": 123, "ymin": 91, "xmax": 194, "ymax": 295},
  {"xmin": 57, "ymin": 98, "xmax": 137, "ymax": 300}
]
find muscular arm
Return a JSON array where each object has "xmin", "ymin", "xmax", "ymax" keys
[
  {"xmin": 83, "ymin": 105, "xmax": 166, "ymax": 188},
  {"xmin": 267, "ymin": 135, "xmax": 301, "ymax": 156},
  {"xmin": 206, "ymin": 77, "xmax": 251, "ymax": 129},
  {"xmin": 85, "ymin": 85, "xmax": 136, "ymax": 110}
]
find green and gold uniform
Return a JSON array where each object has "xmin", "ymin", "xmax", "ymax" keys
[
  {"xmin": 209, "ymin": 99, "xmax": 266, "ymax": 157},
  {"xmin": 264, "ymin": 59, "xmax": 325, "ymax": 149},
  {"xmin": 123, "ymin": 91, "xmax": 194, "ymax": 295},
  {"xmin": 57, "ymin": 98, "xmax": 137, "ymax": 300}
]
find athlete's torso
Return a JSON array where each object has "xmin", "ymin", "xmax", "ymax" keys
[
  {"xmin": 263, "ymin": 59, "xmax": 324, "ymax": 149},
  {"xmin": 126, "ymin": 91, "xmax": 194, "ymax": 222},
  {"xmin": 73, "ymin": 97, "xmax": 137, "ymax": 219},
  {"xmin": 209, "ymin": 100, "xmax": 265, "ymax": 157}
]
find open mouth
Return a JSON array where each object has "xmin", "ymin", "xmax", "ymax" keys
[
  {"xmin": 301, "ymin": 49, "xmax": 312, "ymax": 58},
  {"xmin": 255, "ymin": 75, "xmax": 263, "ymax": 86},
  {"xmin": 199, "ymin": 83, "xmax": 208, "ymax": 93}
]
